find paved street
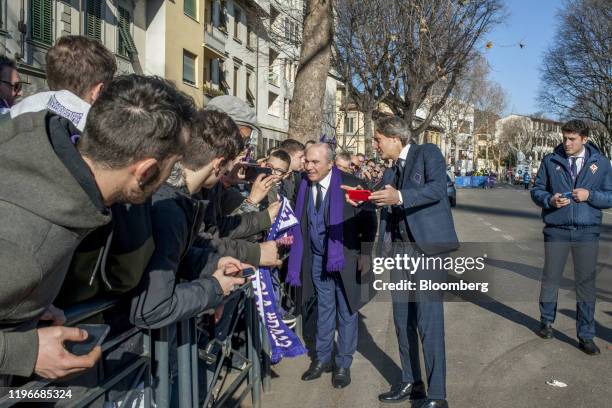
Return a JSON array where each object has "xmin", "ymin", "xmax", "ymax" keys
[{"xmin": 254, "ymin": 185, "xmax": 612, "ymax": 408}]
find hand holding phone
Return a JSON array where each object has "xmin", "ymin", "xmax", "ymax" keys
[{"xmin": 64, "ymin": 324, "xmax": 110, "ymax": 356}]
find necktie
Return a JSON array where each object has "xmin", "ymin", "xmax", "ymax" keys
[
  {"xmin": 570, "ymin": 157, "xmax": 578, "ymax": 182},
  {"xmin": 315, "ymin": 183, "xmax": 322, "ymax": 211},
  {"xmin": 394, "ymin": 159, "xmax": 406, "ymax": 188}
]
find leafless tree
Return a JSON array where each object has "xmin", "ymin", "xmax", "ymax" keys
[
  {"xmin": 538, "ymin": 0, "xmax": 611, "ymax": 156},
  {"xmin": 498, "ymin": 116, "xmax": 535, "ymax": 158},
  {"xmin": 332, "ymin": 0, "xmax": 403, "ymax": 156},
  {"xmin": 383, "ymin": 0, "xmax": 504, "ymax": 143}
]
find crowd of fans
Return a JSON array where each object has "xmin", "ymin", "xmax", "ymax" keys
[{"xmin": 0, "ymin": 36, "xmax": 390, "ymax": 401}]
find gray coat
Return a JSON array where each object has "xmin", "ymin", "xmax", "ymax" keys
[{"xmin": 0, "ymin": 111, "xmax": 110, "ymax": 377}]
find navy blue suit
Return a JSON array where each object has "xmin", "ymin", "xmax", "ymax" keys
[
  {"xmin": 298, "ymin": 171, "xmax": 377, "ymax": 368},
  {"xmin": 379, "ymin": 143, "xmax": 458, "ymax": 400}
]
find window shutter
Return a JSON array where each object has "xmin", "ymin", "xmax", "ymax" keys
[
  {"xmin": 184, "ymin": 0, "xmax": 196, "ymax": 19},
  {"xmin": 118, "ymin": 6, "xmax": 137, "ymax": 57},
  {"xmin": 183, "ymin": 51, "xmax": 196, "ymax": 85},
  {"xmin": 86, "ymin": 0, "xmax": 103, "ymax": 40},
  {"xmin": 30, "ymin": 0, "xmax": 53, "ymax": 45}
]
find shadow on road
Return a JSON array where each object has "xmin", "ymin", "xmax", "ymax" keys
[
  {"xmin": 356, "ymin": 312, "xmax": 402, "ymax": 386},
  {"xmin": 446, "ymin": 275, "xmax": 580, "ymax": 349},
  {"xmin": 558, "ymin": 309, "xmax": 612, "ymax": 343}
]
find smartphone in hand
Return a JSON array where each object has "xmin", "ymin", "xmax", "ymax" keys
[
  {"xmin": 243, "ymin": 164, "xmax": 273, "ymax": 183},
  {"xmin": 64, "ymin": 324, "xmax": 110, "ymax": 356}
]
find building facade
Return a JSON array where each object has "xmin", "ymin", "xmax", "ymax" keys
[{"xmin": 1, "ymin": 0, "xmax": 144, "ymax": 98}]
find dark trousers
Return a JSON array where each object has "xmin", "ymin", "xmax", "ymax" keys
[
  {"xmin": 391, "ymin": 263, "xmax": 447, "ymax": 400},
  {"xmin": 311, "ymin": 254, "xmax": 358, "ymax": 368},
  {"xmin": 539, "ymin": 227, "xmax": 599, "ymax": 340}
]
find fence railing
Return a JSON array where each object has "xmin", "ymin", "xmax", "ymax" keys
[{"xmin": 0, "ymin": 283, "xmax": 262, "ymax": 408}]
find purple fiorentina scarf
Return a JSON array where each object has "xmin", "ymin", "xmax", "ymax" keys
[{"xmin": 287, "ymin": 166, "xmax": 345, "ymax": 286}]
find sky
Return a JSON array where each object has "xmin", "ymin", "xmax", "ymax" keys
[{"xmin": 483, "ymin": 0, "xmax": 564, "ymax": 118}]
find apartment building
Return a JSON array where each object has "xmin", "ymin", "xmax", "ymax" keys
[{"xmin": 0, "ymin": 0, "xmax": 143, "ymax": 97}]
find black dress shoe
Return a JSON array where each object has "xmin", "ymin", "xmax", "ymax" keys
[
  {"xmin": 537, "ymin": 322, "xmax": 553, "ymax": 339},
  {"xmin": 332, "ymin": 367, "xmax": 351, "ymax": 388},
  {"xmin": 301, "ymin": 360, "xmax": 333, "ymax": 381},
  {"xmin": 416, "ymin": 399, "xmax": 449, "ymax": 408},
  {"xmin": 378, "ymin": 381, "xmax": 426, "ymax": 403},
  {"xmin": 578, "ymin": 339, "xmax": 601, "ymax": 355}
]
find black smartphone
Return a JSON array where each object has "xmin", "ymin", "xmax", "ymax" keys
[
  {"xmin": 64, "ymin": 324, "xmax": 110, "ymax": 356},
  {"xmin": 243, "ymin": 164, "xmax": 272, "ymax": 183},
  {"xmin": 241, "ymin": 267, "xmax": 256, "ymax": 278}
]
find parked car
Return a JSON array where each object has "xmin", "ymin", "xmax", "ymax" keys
[{"xmin": 447, "ymin": 175, "xmax": 456, "ymax": 207}]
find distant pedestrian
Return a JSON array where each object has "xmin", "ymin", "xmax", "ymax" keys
[{"xmin": 523, "ymin": 172, "xmax": 530, "ymax": 189}]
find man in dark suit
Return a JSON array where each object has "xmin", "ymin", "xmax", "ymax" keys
[
  {"xmin": 290, "ymin": 143, "xmax": 377, "ymax": 389},
  {"xmin": 368, "ymin": 117, "xmax": 458, "ymax": 408}
]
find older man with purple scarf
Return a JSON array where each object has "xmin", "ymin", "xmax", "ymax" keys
[{"xmin": 287, "ymin": 143, "xmax": 377, "ymax": 389}]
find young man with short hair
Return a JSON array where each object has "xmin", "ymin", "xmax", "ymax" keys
[
  {"xmin": 531, "ymin": 119, "xmax": 612, "ymax": 355},
  {"xmin": 279, "ymin": 139, "xmax": 306, "ymax": 205},
  {"xmin": 130, "ymin": 109, "xmax": 248, "ymax": 328},
  {"xmin": 0, "ymin": 74, "xmax": 192, "ymax": 381},
  {"xmin": 11, "ymin": 36, "xmax": 116, "ymax": 128},
  {"xmin": 335, "ymin": 151, "xmax": 352, "ymax": 174}
]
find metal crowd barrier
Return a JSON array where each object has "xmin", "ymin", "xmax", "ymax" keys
[{"xmin": 0, "ymin": 283, "xmax": 262, "ymax": 408}]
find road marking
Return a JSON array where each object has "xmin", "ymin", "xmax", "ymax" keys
[
  {"xmin": 517, "ymin": 244, "xmax": 530, "ymax": 251},
  {"xmin": 483, "ymin": 222, "xmax": 492, "ymax": 226},
  {"xmin": 491, "ymin": 227, "xmax": 501, "ymax": 232},
  {"xmin": 503, "ymin": 235, "xmax": 514, "ymax": 241}
]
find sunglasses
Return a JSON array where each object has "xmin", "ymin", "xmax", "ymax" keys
[{"xmin": 0, "ymin": 80, "xmax": 25, "ymax": 93}]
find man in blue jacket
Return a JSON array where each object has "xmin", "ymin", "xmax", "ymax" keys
[{"xmin": 531, "ymin": 120, "xmax": 612, "ymax": 355}]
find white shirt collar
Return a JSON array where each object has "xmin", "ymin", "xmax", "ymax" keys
[
  {"xmin": 569, "ymin": 147, "xmax": 586, "ymax": 159},
  {"xmin": 316, "ymin": 169, "xmax": 333, "ymax": 190},
  {"xmin": 398, "ymin": 144, "xmax": 411, "ymax": 161}
]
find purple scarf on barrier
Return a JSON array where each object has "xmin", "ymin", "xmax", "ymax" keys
[{"xmin": 287, "ymin": 166, "xmax": 345, "ymax": 286}]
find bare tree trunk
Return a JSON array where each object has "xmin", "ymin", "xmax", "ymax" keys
[
  {"xmin": 363, "ymin": 109, "xmax": 374, "ymax": 157},
  {"xmin": 287, "ymin": 0, "xmax": 333, "ymax": 143}
]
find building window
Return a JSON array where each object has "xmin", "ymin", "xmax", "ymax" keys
[
  {"xmin": 233, "ymin": 6, "xmax": 241, "ymax": 40},
  {"xmin": 246, "ymin": 71, "xmax": 255, "ymax": 106},
  {"xmin": 117, "ymin": 6, "xmax": 137, "ymax": 58},
  {"xmin": 220, "ymin": 61, "xmax": 230, "ymax": 94},
  {"xmin": 183, "ymin": 50, "xmax": 197, "ymax": 86},
  {"xmin": 246, "ymin": 21, "xmax": 254, "ymax": 48},
  {"xmin": 184, "ymin": 0, "xmax": 197, "ymax": 20},
  {"xmin": 219, "ymin": 0, "xmax": 227, "ymax": 31},
  {"xmin": 344, "ymin": 117, "xmax": 355, "ymax": 134},
  {"xmin": 268, "ymin": 91, "xmax": 280, "ymax": 116},
  {"xmin": 86, "ymin": 0, "xmax": 103, "ymax": 40},
  {"xmin": 30, "ymin": 0, "xmax": 53, "ymax": 45},
  {"xmin": 233, "ymin": 65, "xmax": 239, "ymax": 97}
]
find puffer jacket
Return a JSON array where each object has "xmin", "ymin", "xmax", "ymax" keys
[{"xmin": 531, "ymin": 142, "xmax": 612, "ymax": 228}]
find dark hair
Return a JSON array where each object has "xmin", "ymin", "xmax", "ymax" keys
[
  {"xmin": 46, "ymin": 35, "xmax": 117, "ymax": 98},
  {"xmin": 366, "ymin": 159, "xmax": 376, "ymax": 165},
  {"xmin": 78, "ymin": 75, "xmax": 196, "ymax": 169},
  {"xmin": 279, "ymin": 138, "xmax": 305, "ymax": 153},
  {"xmin": 561, "ymin": 119, "xmax": 589, "ymax": 138},
  {"xmin": 183, "ymin": 109, "xmax": 244, "ymax": 169},
  {"xmin": 0, "ymin": 55, "xmax": 16, "ymax": 76},
  {"xmin": 269, "ymin": 149, "xmax": 291, "ymax": 166},
  {"xmin": 375, "ymin": 116, "xmax": 412, "ymax": 144},
  {"xmin": 305, "ymin": 139, "xmax": 316, "ymax": 145}
]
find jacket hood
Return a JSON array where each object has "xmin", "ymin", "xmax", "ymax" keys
[
  {"xmin": 0, "ymin": 111, "xmax": 110, "ymax": 229},
  {"xmin": 205, "ymin": 95, "xmax": 260, "ymax": 132},
  {"xmin": 553, "ymin": 141, "xmax": 601, "ymax": 159}
]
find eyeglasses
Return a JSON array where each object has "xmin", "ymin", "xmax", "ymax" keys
[
  {"xmin": 269, "ymin": 167, "xmax": 288, "ymax": 176},
  {"xmin": 0, "ymin": 80, "xmax": 25, "ymax": 93}
]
